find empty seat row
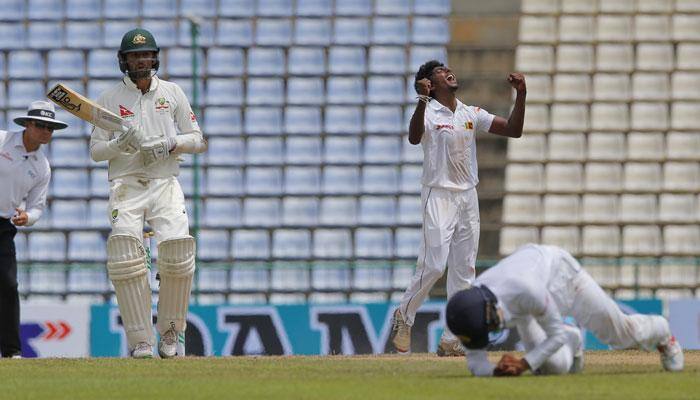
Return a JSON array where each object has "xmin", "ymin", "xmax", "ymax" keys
[
  {"xmin": 517, "ymin": 43, "xmax": 700, "ymax": 73},
  {"xmin": 503, "ymin": 193, "xmax": 700, "ymax": 224},
  {"xmin": 522, "ymin": 0, "xmax": 700, "ymax": 14},
  {"xmin": 507, "ymin": 132, "xmax": 700, "ymax": 162},
  {"xmin": 505, "ymin": 162, "xmax": 700, "ymax": 193},
  {"xmin": 520, "ymin": 14, "xmax": 700, "ymax": 44},
  {"xmin": 500, "ymin": 224, "xmax": 700, "ymax": 257}
]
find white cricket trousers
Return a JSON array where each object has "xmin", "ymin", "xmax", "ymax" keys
[{"xmin": 399, "ymin": 186, "xmax": 480, "ymax": 337}]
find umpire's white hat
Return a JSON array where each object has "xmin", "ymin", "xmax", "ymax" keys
[{"xmin": 14, "ymin": 100, "xmax": 68, "ymax": 130}]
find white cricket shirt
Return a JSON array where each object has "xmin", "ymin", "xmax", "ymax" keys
[
  {"xmin": 90, "ymin": 76, "xmax": 204, "ymax": 180},
  {"xmin": 465, "ymin": 244, "xmax": 580, "ymax": 375},
  {"xmin": 0, "ymin": 131, "xmax": 50, "ymax": 226},
  {"xmin": 420, "ymin": 99, "xmax": 495, "ymax": 191}
]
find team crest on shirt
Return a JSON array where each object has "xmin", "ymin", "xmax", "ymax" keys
[
  {"xmin": 155, "ymin": 97, "xmax": 170, "ymax": 114},
  {"xmin": 465, "ymin": 121, "xmax": 474, "ymax": 130},
  {"xmin": 111, "ymin": 209, "xmax": 119, "ymax": 223},
  {"xmin": 189, "ymin": 111, "xmax": 197, "ymax": 122}
]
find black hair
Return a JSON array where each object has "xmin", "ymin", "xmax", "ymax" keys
[{"xmin": 414, "ymin": 60, "xmax": 444, "ymax": 96}]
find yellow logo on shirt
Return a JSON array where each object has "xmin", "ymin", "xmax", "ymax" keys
[{"xmin": 465, "ymin": 121, "xmax": 473, "ymax": 130}]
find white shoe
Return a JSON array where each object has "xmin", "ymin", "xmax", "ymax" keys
[
  {"xmin": 131, "ymin": 342, "xmax": 153, "ymax": 359},
  {"xmin": 158, "ymin": 328, "xmax": 178, "ymax": 359},
  {"xmin": 10, "ymin": 354, "xmax": 22, "ymax": 359},
  {"xmin": 390, "ymin": 309, "xmax": 411, "ymax": 354},
  {"xmin": 658, "ymin": 336, "xmax": 684, "ymax": 372},
  {"xmin": 569, "ymin": 328, "xmax": 584, "ymax": 374},
  {"xmin": 436, "ymin": 338, "xmax": 465, "ymax": 357}
]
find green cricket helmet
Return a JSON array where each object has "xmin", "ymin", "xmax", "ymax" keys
[{"xmin": 118, "ymin": 28, "xmax": 160, "ymax": 76}]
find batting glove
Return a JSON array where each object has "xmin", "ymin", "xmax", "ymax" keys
[
  {"xmin": 141, "ymin": 137, "xmax": 176, "ymax": 166},
  {"xmin": 110, "ymin": 126, "xmax": 144, "ymax": 154}
]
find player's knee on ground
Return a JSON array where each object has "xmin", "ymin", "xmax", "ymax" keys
[{"xmin": 156, "ymin": 236, "xmax": 195, "ymax": 334}]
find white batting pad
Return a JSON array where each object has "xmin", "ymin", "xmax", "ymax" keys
[
  {"xmin": 156, "ymin": 236, "xmax": 196, "ymax": 334},
  {"xmin": 107, "ymin": 234, "xmax": 154, "ymax": 349}
]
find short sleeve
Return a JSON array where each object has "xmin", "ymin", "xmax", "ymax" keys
[{"xmin": 474, "ymin": 107, "xmax": 495, "ymax": 134}]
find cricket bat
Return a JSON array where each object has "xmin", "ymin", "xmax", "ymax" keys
[{"xmin": 46, "ymin": 83, "xmax": 130, "ymax": 133}]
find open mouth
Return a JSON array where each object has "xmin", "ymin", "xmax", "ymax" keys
[{"xmin": 446, "ymin": 74, "xmax": 456, "ymax": 83}]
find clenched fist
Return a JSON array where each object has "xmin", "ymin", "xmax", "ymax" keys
[
  {"xmin": 414, "ymin": 78, "xmax": 432, "ymax": 96},
  {"xmin": 507, "ymin": 73, "xmax": 526, "ymax": 93}
]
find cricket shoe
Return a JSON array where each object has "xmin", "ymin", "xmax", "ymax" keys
[
  {"xmin": 658, "ymin": 336, "xmax": 684, "ymax": 372},
  {"xmin": 390, "ymin": 308, "xmax": 411, "ymax": 354},
  {"xmin": 568, "ymin": 327, "xmax": 584, "ymax": 374},
  {"xmin": 436, "ymin": 338, "xmax": 464, "ymax": 357},
  {"xmin": 131, "ymin": 342, "xmax": 153, "ymax": 359},
  {"xmin": 158, "ymin": 328, "xmax": 178, "ymax": 359}
]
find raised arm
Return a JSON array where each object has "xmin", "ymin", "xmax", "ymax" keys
[
  {"xmin": 488, "ymin": 73, "xmax": 527, "ymax": 138},
  {"xmin": 408, "ymin": 78, "xmax": 431, "ymax": 145}
]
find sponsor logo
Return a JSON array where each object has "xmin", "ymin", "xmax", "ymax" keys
[
  {"xmin": 190, "ymin": 112, "xmax": 197, "ymax": 122},
  {"xmin": 132, "ymin": 34, "xmax": 147, "ymax": 45},
  {"xmin": 119, "ymin": 105, "xmax": 134, "ymax": 118},
  {"xmin": 435, "ymin": 124, "xmax": 454, "ymax": 130},
  {"xmin": 465, "ymin": 121, "xmax": 473, "ymax": 129},
  {"xmin": 20, "ymin": 320, "xmax": 73, "ymax": 358},
  {"xmin": 47, "ymin": 86, "xmax": 82, "ymax": 113}
]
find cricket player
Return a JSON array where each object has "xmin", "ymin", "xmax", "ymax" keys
[
  {"xmin": 390, "ymin": 60, "xmax": 526, "ymax": 356},
  {"xmin": 0, "ymin": 101, "xmax": 67, "ymax": 358},
  {"xmin": 90, "ymin": 28, "xmax": 207, "ymax": 358},
  {"xmin": 445, "ymin": 244, "xmax": 684, "ymax": 376}
]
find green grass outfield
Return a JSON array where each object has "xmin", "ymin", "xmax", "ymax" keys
[{"xmin": 1, "ymin": 351, "xmax": 698, "ymax": 400}]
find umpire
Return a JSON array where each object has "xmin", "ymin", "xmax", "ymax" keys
[{"xmin": 0, "ymin": 101, "xmax": 67, "ymax": 357}]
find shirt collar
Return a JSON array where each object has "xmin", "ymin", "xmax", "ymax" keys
[
  {"xmin": 123, "ymin": 75, "xmax": 159, "ymax": 93},
  {"xmin": 428, "ymin": 98, "xmax": 464, "ymax": 113},
  {"xmin": 13, "ymin": 131, "xmax": 40, "ymax": 159}
]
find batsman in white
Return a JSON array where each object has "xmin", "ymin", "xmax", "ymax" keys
[
  {"xmin": 89, "ymin": 28, "xmax": 207, "ymax": 358},
  {"xmin": 445, "ymin": 244, "xmax": 684, "ymax": 376},
  {"xmin": 390, "ymin": 60, "xmax": 526, "ymax": 356}
]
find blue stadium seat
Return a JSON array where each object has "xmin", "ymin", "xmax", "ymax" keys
[
  {"xmin": 68, "ymin": 268, "xmax": 108, "ymax": 293},
  {"xmin": 28, "ymin": 232, "xmax": 66, "ymax": 262},
  {"xmin": 103, "ymin": 20, "xmax": 137, "ymax": 48},
  {"xmin": 367, "ymin": 76, "xmax": 404, "ymax": 103},
  {"xmin": 323, "ymin": 166, "xmax": 360, "ymax": 194},
  {"xmin": 169, "ymin": 78, "xmax": 204, "ymax": 107},
  {"xmin": 29, "ymin": 265, "xmax": 66, "ymax": 293},
  {"xmin": 90, "ymin": 168, "xmax": 109, "ymax": 197},
  {"xmin": 287, "ymin": 47, "xmax": 326, "ymax": 76},
  {"xmin": 206, "ymin": 137, "xmax": 244, "ymax": 166},
  {"xmin": 409, "ymin": 46, "xmax": 448, "ymax": 72},
  {"xmin": 231, "ymin": 230, "xmax": 269, "ymax": 260},
  {"xmin": 204, "ymin": 107, "xmax": 242, "ymax": 135},
  {"xmin": 65, "ymin": 21, "xmax": 101, "ymax": 48},
  {"xmin": 247, "ymin": 48, "xmax": 286, "ymax": 76},
  {"xmin": 296, "ymin": 0, "xmax": 332, "ymax": 16},
  {"xmin": 333, "ymin": 18, "xmax": 370, "ymax": 45},
  {"xmin": 398, "ymin": 195, "xmax": 422, "ymax": 224},
  {"xmin": 295, "ymin": 18, "xmax": 331, "ymax": 46},
  {"xmin": 216, "ymin": 19, "xmax": 253, "ymax": 46},
  {"xmin": 0, "ymin": 23, "xmax": 25, "ymax": 49},
  {"xmin": 50, "ymin": 138, "xmax": 88, "ymax": 167},
  {"xmin": 282, "ymin": 197, "xmax": 319, "ymax": 226},
  {"xmin": 376, "ymin": 0, "xmax": 411, "ymax": 15},
  {"xmin": 258, "ymin": 0, "xmax": 293, "ymax": 16},
  {"xmin": 284, "ymin": 167, "xmax": 321, "ymax": 194},
  {"xmin": 247, "ymin": 78, "xmax": 284, "ymax": 106},
  {"xmin": 87, "ymin": 50, "xmax": 120, "ymax": 78},
  {"xmin": 414, "ymin": 0, "xmax": 450, "ymax": 15},
  {"xmin": 87, "ymin": 80, "xmax": 114, "ymax": 100},
  {"xmin": 359, "ymin": 196, "xmax": 396, "ymax": 224},
  {"xmin": 355, "ymin": 228, "xmax": 393, "ymax": 258},
  {"xmin": 363, "ymin": 166, "xmax": 400, "ymax": 194},
  {"xmin": 14, "ymin": 233, "xmax": 27, "ymax": 263},
  {"xmin": 103, "ymin": 0, "xmax": 140, "ymax": 18},
  {"xmin": 8, "ymin": 81, "xmax": 44, "ymax": 109},
  {"xmin": 412, "ymin": 17, "xmax": 450, "ymax": 44},
  {"xmin": 324, "ymin": 137, "xmax": 361, "ymax": 164},
  {"xmin": 176, "ymin": 167, "xmax": 205, "ymax": 197},
  {"xmin": 353, "ymin": 265, "xmax": 392, "ymax": 289},
  {"xmin": 206, "ymin": 47, "xmax": 244, "ymax": 76},
  {"xmin": 369, "ymin": 46, "xmax": 406, "ymax": 73},
  {"xmin": 166, "ymin": 47, "xmax": 204, "ymax": 77},
  {"xmin": 47, "ymin": 78, "xmax": 83, "ymax": 97},
  {"xmin": 180, "ymin": 0, "xmax": 216, "ymax": 17},
  {"xmin": 371, "ymin": 18, "xmax": 409, "ymax": 45},
  {"xmin": 287, "ymin": 78, "xmax": 324, "ymax": 105},
  {"xmin": 0, "ymin": 54, "xmax": 5, "ymax": 81},
  {"xmin": 141, "ymin": 0, "xmax": 177, "ymax": 18},
  {"xmin": 312, "ymin": 263, "xmax": 351, "ymax": 288},
  {"xmin": 28, "ymin": 21, "xmax": 63, "ymax": 49},
  {"xmin": 243, "ymin": 198, "xmax": 281, "ymax": 226},
  {"xmin": 0, "ymin": 111, "xmax": 5, "ymax": 128},
  {"xmin": 52, "ymin": 169, "xmax": 90, "ymax": 197},
  {"xmin": 324, "ymin": 106, "xmax": 362, "ymax": 134},
  {"xmin": 313, "ymin": 230, "xmax": 352, "ymax": 258},
  {"xmin": 140, "ymin": 19, "xmax": 177, "ymax": 48},
  {"xmin": 8, "ymin": 51, "xmax": 43, "ymax": 79},
  {"xmin": 255, "ymin": 18, "xmax": 292, "ymax": 46},
  {"xmin": 65, "ymin": 0, "xmax": 100, "ymax": 19},
  {"xmin": 205, "ymin": 167, "xmax": 242, "ymax": 196},
  {"xmin": 205, "ymin": 78, "xmax": 243, "ymax": 106},
  {"xmin": 401, "ymin": 165, "xmax": 422, "ymax": 193},
  {"xmin": 328, "ymin": 46, "xmax": 366, "ymax": 74},
  {"xmin": 48, "ymin": 50, "xmax": 84, "ymax": 78},
  {"xmin": 245, "ymin": 167, "xmax": 282, "ymax": 195},
  {"xmin": 364, "ymin": 136, "xmax": 401, "ymax": 163},
  {"xmin": 178, "ymin": 18, "xmax": 215, "ymax": 47},
  {"xmin": 364, "ymin": 106, "xmax": 404, "ymax": 133},
  {"xmin": 204, "ymin": 198, "xmax": 241, "ymax": 228},
  {"xmin": 247, "ymin": 137, "xmax": 283, "ymax": 165},
  {"xmin": 335, "ymin": 0, "xmax": 371, "ymax": 16},
  {"xmin": 68, "ymin": 232, "xmax": 106, "ymax": 262},
  {"xmin": 273, "ymin": 229, "xmax": 311, "ymax": 259},
  {"xmin": 320, "ymin": 197, "xmax": 357, "ymax": 225},
  {"xmin": 218, "ymin": 0, "xmax": 254, "ymax": 17},
  {"xmin": 327, "ymin": 77, "xmax": 365, "ymax": 104},
  {"xmin": 285, "ymin": 137, "xmax": 321, "ymax": 164},
  {"xmin": 245, "ymin": 107, "xmax": 283, "ymax": 134},
  {"xmin": 284, "ymin": 107, "xmax": 322, "ymax": 134},
  {"xmin": 402, "ymin": 138, "xmax": 423, "ymax": 162},
  {"xmin": 198, "ymin": 230, "xmax": 230, "ymax": 260},
  {"xmin": 88, "ymin": 199, "xmax": 109, "ymax": 228},
  {"xmin": 271, "ymin": 267, "xmax": 309, "ymax": 290},
  {"xmin": 28, "ymin": 0, "xmax": 63, "ymax": 20},
  {"xmin": 51, "ymin": 200, "xmax": 88, "ymax": 229}
]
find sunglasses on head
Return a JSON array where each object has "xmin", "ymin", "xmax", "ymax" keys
[{"xmin": 32, "ymin": 121, "xmax": 56, "ymax": 131}]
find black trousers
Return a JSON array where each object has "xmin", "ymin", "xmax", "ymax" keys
[{"xmin": 0, "ymin": 218, "xmax": 19, "ymax": 357}]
